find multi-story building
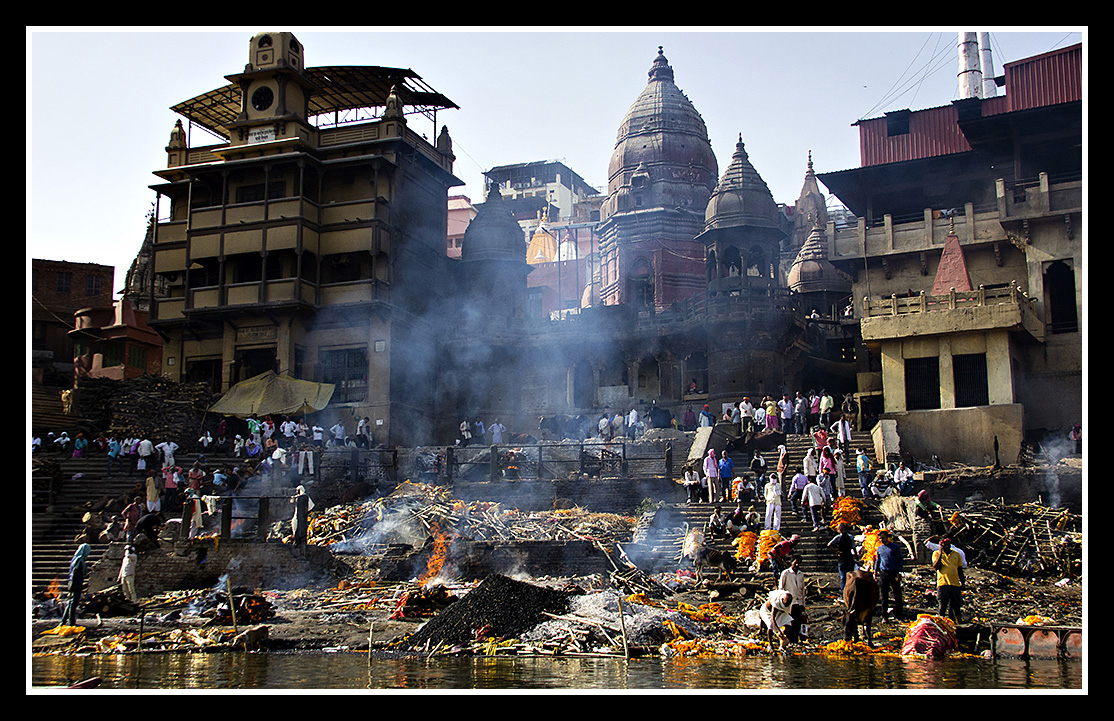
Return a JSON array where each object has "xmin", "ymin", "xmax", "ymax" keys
[
  {"xmin": 145, "ymin": 31, "xmax": 462, "ymax": 445},
  {"xmin": 70, "ymin": 296, "xmax": 163, "ymax": 381},
  {"xmin": 820, "ymin": 40, "xmax": 1083, "ymax": 464},
  {"xmin": 483, "ymin": 160, "xmax": 601, "ymax": 226},
  {"xmin": 31, "ymin": 259, "xmax": 115, "ymax": 382}
]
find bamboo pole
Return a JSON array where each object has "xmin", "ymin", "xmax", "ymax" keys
[
  {"xmin": 226, "ymin": 578, "xmax": 238, "ymax": 633},
  {"xmin": 616, "ymin": 593, "xmax": 630, "ymax": 660}
]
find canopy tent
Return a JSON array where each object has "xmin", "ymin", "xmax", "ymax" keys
[{"xmin": 207, "ymin": 371, "xmax": 335, "ymax": 418}]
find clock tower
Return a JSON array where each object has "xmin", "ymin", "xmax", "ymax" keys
[{"xmin": 224, "ymin": 32, "xmax": 316, "ymax": 148}]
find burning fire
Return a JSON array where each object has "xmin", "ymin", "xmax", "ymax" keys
[
  {"xmin": 46, "ymin": 577, "xmax": 62, "ymax": 600},
  {"xmin": 418, "ymin": 520, "xmax": 453, "ymax": 587}
]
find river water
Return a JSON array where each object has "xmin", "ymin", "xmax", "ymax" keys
[{"xmin": 31, "ymin": 651, "xmax": 1084, "ymax": 691}]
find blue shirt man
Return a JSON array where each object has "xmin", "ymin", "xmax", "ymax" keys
[{"xmin": 875, "ymin": 530, "xmax": 905, "ymax": 620}]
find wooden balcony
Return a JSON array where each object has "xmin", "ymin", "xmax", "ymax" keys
[{"xmin": 861, "ymin": 283, "xmax": 1044, "ymax": 343}]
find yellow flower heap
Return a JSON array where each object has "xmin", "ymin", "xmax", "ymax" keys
[
  {"xmin": 733, "ymin": 530, "xmax": 758, "ymax": 562},
  {"xmin": 859, "ymin": 527, "xmax": 884, "ymax": 569},
  {"xmin": 752, "ymin": 529, "xmax": 782, "ymax": 570},
  {"xmin": 829, "ymin": 496, "xmax": 866, "ymax": 529}
]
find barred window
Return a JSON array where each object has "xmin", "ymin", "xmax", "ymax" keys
[
  {"xmin": 86, "ymin": 274, "xmax": 103, "ymax": 296},
  {"xmin": 904, "ymin": 356, "xmax": 940, "ymax": 410},
  {"xmin": 128, "ymin": 344, "xmax": 148, "ymax": 369},
  {"xmin": 953, "ymin": 353, "xmax": 989, "ymax": 407},
  {"xmin": 321, "ymin": 347, "xmax": 368, "ymax": 403},
  {"xmin": 102, "ymin": 341, "xmax": 124, "ymax": 368}
]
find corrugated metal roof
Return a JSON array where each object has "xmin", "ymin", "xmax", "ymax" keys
[
  {"xmin": 855, "ymin": 43, "xmax": 1081, "ymax": 167},
  {"xmin": 1003, "ymin": 44, "xmax": 1083, "ymax": 112},
  {"xmin": 171, "ymin": 65, "xmax": 458, "ymax": 140},
  {"xmin": 857, "ymin": 104, "xmax": 972, "ymax": 166}
]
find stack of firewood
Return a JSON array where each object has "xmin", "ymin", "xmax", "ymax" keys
[
  {"xmin": 76, "ymin": 374, "xmax": 216, "ymax": 441},
  {"xmin": 945, "ymin": 499, "xmax": 1081, "ymax": 577}
]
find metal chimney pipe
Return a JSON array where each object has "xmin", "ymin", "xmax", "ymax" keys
[
  {"xmin": 979, "ymin": 32, "xmax": 998, "ymax": 98},
  {"xmin": 957, "ymin": 32, "xmax": 983, "ymax": 99}
]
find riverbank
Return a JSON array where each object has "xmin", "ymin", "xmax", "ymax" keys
[{"xmin": 31, "ymin": 559, "xmax": 1082, "ymax": 660}]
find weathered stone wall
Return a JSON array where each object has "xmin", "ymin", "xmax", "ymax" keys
[
  {"xmin": 378, "ymin": 539, "xmax": 615, "ymax": 581},
  {"xmin": 88, "ymin": 540, "xmax": 336, "ymax": 597}
]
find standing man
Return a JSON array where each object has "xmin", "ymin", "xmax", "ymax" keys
[
  {"xmin": 856, "ymin": 449, "xmax": 873, "ymax": 499},
  {"xmin": 803, "ymin": 478, "xmax": 826, "ymax": 532},
  {"xmin": 247, "ymin": 416, "xmax": 262, "ymax": 445},
  {"xmin": 118, "ymin": 545, "xmax": 138, "ymax": 603},
  {"xmin": 739, "ymin": 398, "xmax": 754, "ymax": 433},
  {"xmin": 105, "ymin": 437, "xmax": 122, "ymax": 478},
  {"xmin": 793, "ymin": 391, "xmax": 809, "ymax": 435},
  {"xmin": 827, "ymin": 524, "xmax": 857, "ymax": 595},
  {"xmin": 60, "ymin": 544, "xmax": 92, "ymax": 628},
  {"xmin": 932, "ymin": 537, "xmax": 965, "ymax": 624},
  {"xmin": 121, "ymin": 495, "xmax": 144, "ymax": 545},
  {"xmin": 155, "ymin": 439, "xmax": 179, "ymax": 469},
  {"xmin": 490, "ymin": 419, "xmax": 506, "ymax": 445},
  {"xmin": 627, "ymin": 408, "xmax": 639, "ymax": 440},
  {"xmin": 778, "ymin": 556, "xmax": 808, "ymax": 643},
  {"xmin": 875, "ymin": 529, "xmax": 905, "ymax": 621},
  {"xmin": 763, "ymin": 473, "xmax": 782, "ymax": 531},
  {"xmin": 778, "ymin": 394, "xmax": 794, "ymax": 434},
  {"xmin": 718, "ymin": 453, "xmax": 734, "ymax": 502},
  {"xmin": 819, "ymin": 389, "xmax": 834, "ymax": 430},
  {"xmin": 808, "ymin": 391, "xmax": 821, "ymax": 431},
  {"xmin": 133, "ymin": 437, "xmax": 152, "ymax": 477},
  {"xmin": 281, "ymin": 417, "xmax": 299, "ymax": 448},
  {"xmin": 330, "ymin": 419, "xmax": 347, "ymax": 447},
  {"xmin": 789, "ymin": 469, "xmax": 809, "ymax": 515},
  {"xmin": 312, "ymin": 422, "xmax": 325, "ymax": 448},
  {"xmin": 703, "ymin": 449, "xmax": 721, "ymax": 505}
]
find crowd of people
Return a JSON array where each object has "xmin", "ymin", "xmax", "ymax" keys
[{"xmin": 675, "ymin": 392, "xmax": 986, "ymax": 650}]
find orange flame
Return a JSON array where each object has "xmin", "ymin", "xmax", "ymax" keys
[
  {"xmin": 46, "ymin": 577, "xmax": 62, "ymax": 600},
  {"xmin": 418, "ymin": 521, "xmax": 451, "ymax": 587}
]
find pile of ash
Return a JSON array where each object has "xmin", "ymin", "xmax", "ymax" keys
[{"xmin": 399, "ymin": 575, "xmax": 572, "ymax": 651}]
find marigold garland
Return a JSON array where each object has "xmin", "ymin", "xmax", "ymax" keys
[
  {"xmin": 732, "ymin": 530, "xmax": 757, "ymax": 561},
  {"xmin": 829, "ymin": 496, "xmax": 866, "ymax": 529}
]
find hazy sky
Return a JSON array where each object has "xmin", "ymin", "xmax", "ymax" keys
[{"xmin": 27, "ymin": 27, "xmax": 1084, "ymax": 295}]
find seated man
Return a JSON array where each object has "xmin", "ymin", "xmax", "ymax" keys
[{"xmin": 707, "ymin": 507, "xmax": 727, "ymax": 538}]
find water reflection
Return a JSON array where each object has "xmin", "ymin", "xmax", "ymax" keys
[{"xmin": 30, "ymin": 652, "xmax": 1083, "ymax": 691}]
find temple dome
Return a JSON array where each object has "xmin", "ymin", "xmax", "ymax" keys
[
  {"xmin": 601, "ymin": 47, "xmax": 718, "ymax": 221},
  {"xmin": 704, "ymin": 135, "xmax": 781, "ymax": 233},
  {"xmin": 460, "ymin": 188, "xmax": 527, "ymax": 264},
  {"xmin": 786, "ymin": 220, "xmax": 851, "ymax": 294}
]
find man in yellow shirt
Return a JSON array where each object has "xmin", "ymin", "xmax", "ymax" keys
[{"xmin": 932, "ymin": 538, "xmax": 965, "ymax": 623}]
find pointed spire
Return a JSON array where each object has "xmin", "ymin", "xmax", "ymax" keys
[
  {"xmin": 931, "ymin": 228, "xmax": 973, "ymax": 294},
  {"xmin": 648, "ymin": 46, "xmax": 674, "ymax": 82},
  {"xmin": 383, "ymin": 85, "xmax": 405, "ymax": 121}
]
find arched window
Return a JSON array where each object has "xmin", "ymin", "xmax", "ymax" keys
[
  {"xmin": 627, "ymin": 259, "xmax": 654, "ymax": 308},
  {"xmin": 746, "ymin": 245, "xmax": 767, "ymax": 278},
  {"xmin": 722, "ymin": 245, "xmax": 742, "ymax": 277},
  {"xmin": 1044, "ymin": 260, "xmax": 1078, "ymax": 334}
]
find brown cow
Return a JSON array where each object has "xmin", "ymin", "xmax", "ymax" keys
[{"xmin": 843, "ymin": 568, "xmax": 880, "ymax": 647}]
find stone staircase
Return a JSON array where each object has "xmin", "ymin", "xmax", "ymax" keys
[
  {"xmin": 31, "ymin": 383, "xmax": 96, "ymax": 437},
  {"xmin": 627, "ymin": 426, "xmax": 880, "ymax": 582},
  {"xmin": 29, "ymin": 453, "xmax": 203, "ymax": 596}
]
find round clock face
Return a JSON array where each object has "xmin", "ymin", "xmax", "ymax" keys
[{"xmin": 251, "ymin": 86, "xmax": 274, "ymax": 111}]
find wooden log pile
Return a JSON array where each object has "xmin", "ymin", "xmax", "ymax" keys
[
  {"xmin": 306, "ymin": 482, "xmax": 639, "ymax": 549},
  {"xmin": 76, "ymin": 374, "xmax": 217, "ymax": 441},
  {"xmin": 944, "ymin": 499, "xmax": 1082, "ymax": 578}
]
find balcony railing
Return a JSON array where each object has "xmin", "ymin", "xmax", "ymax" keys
[{"xmin": 861, "ymin": 282, "xmax": 1044, "ymax": 342}]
